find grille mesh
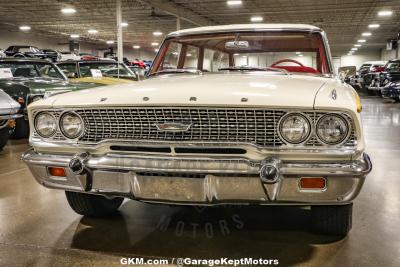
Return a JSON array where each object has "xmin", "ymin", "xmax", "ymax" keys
[{"xmin": 77, "ymin": 107, "xmax": 286, "ymax": 147}]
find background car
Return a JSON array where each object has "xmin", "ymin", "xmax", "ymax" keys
[
  {"xmin": 0, "ymin": 89, "xmax": 21, "ymax": 150},
  {"xmin": 0, "ymin": 58, "xmax": 101, "ymax": 138},
  {"xmin": 368, "ymin": 59, "xmax": 400, "ymax": 95},
  {"xmin": 57, "ymin": 60, "xmax": 138, "ymax": 84},
  {"xmin": 59, "ymin": 51, "xmax": 81, "ymax": 61},
  {"xmin": 4, "ymin": 45, "xmax": 59, "ymax": 62}
]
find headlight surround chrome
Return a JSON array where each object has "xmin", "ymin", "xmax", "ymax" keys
[
  {"xmin": 278, "ymin": 113, "xmax": 311, "ymax": 144},
  {"xmin": 59, "ymin": 111, "xmax": 84, "ymax": 139},
  {"xmin": 34, "ymin": 112, "xmax": 57, "ymax": 138},
  {"xmin": 316, "ymin": 114, "xmax": 350, "ymax": 145}
]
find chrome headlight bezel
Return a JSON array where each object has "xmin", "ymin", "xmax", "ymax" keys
[
  {"xmin": 34, "ymin": 111, "xmax": 57, "ymax": 138},
  {"xmin": 316, "ymin": 114, "xmax": 351, "ymax": 145},
  {"xmin": 278, "ymin": 112, "xmax": 312, "ymax": 145},
  {"xmin": 59, "ymin": 111, "xmax": 85, "ymax": 139}
]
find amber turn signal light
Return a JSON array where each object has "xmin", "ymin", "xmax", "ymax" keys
[
  {"xmin": 48, "ymin": 167, "xmax": 66, "ymax": 177},
  {"xmin": 299, "ymin": 177, "xmax": 326, "ymax": 190}
]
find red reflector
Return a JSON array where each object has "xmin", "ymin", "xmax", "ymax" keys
[
  {"xmin": 299, "ymin": 177, "xmax": 326, "ymax": 190},
  {"xmin": 48, "ymin": 167, "xmax": 66, "ymax": 177}
]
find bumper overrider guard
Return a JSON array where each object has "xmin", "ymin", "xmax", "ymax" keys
[{"xmin": 22, "ymin": 149, "xmax": 372, "ymax": 205}]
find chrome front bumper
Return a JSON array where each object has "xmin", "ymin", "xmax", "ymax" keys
[{"xmin": 22, "ymin": 149, "xmax": 372, "ymax": 205}]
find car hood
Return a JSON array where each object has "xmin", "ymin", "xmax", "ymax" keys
[
  {"xmin": 0, "ymin": 90, "xmax": 20, "ymax": 115},
  {"xmin": 46, "ymin": 73, "xmax": 329, "ymax": 108}
]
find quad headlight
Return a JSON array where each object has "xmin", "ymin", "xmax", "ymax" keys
[
  {"xmin": 279, "ymin": 113, "xmax": 311, "ymax": 144},
  {"xmin": 34, "ymin": 112, "xmax": 57, "ymax": 138},
  {"xmin": 59, "ymin": 112, "xmax": 84, "ymax": 139},
  {"xmin": 316, "ymin": 114, "xmax": 349, "ymax": 145}
]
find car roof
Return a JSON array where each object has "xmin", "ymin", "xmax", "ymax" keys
[
  {"xmin": 0, "ymin": 57, "xmax": 52, "ymax": 63},
  {"xmin": 168, "ymin": 24, "xmax": 322, "ymax": 37}
]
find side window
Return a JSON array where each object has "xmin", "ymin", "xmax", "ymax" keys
[
  {"xmin": 58, "ymin": 64, "xmax": 77, "ymax": 77},
  {"xmin": 203, "ymin": 49, "xmax": 229, "ymax": 72},
  {"xmin": 161, "ymin": 42, "xmax": 180, "ymax": 70},
  {"xmin": 183, "ymin": 45, "xmax": 199, "ymax": 69}
]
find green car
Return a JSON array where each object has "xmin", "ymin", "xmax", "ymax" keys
[{"xmin": 0, "ymin": 58, "xmax": 101, "ymax": 138}]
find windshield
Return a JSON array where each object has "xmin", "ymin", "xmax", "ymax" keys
[
  {"xmin": 78, "ymin": 62, "xmax": 135, "ymax": 78},
  {"xmin": 151, "ymin": 31, "xmax": 332, "ymax": 75},
  {"xmin": 0, "ymin": 62, "xmax": 66, "ymax": 80}
]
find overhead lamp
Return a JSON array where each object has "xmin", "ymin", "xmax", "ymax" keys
[
  {"xmin": 151, "ymin": 42, "xmax": 159, "ymax": 46},
  {"xmin": 70, "ymin": 34, "xmax": 79, "ymax": 38},
  {"xmin": 234, "ymin": 53, "xmax": 239, "ymax": 56},
  {"xmin": 61, "ymin": 8, "xmax": 76, "ymax": 14},
  {"xmin": 187, "ymin": 53, "xmax": 192, "ymax": 57},
  {"xmin": 106, "ymin": 40, "xmax": 114, "ymax": 44},
  {"xmin": 172, "ymin": 52, "xmax": 179, "ymax": 55},
  {"xmin": 347, "ymin": 53, "xmax": 353, "ymax": 56},
  {"xmin": 250, "ymin": 16, "xmax": 263, "ymax": 22},
  {"xmin": 295, "ymin": 51, "xmax": 301, "ymax": 55},
  {"xmin": 358, "ymin": 39, "xmax": 366, "ymax": 43},
  {"xmin": 368, "ymin": 24, "xmax": 380, "ymax": 28},
  {"xmin": 354, "ymin": 44, "xmax": 362, "ymax": 47},
  {"xmin": 19, "ymin": 25, "xmax": 31, "ymax": 31},
  {"xmin": 227, "ymin": 0, "xmax": 242, "ymax": 6},
  {"xmin": 378, "ymin": 10, "xmax": 393, "ymax": 16},
  {"xmin": 153, "ymin": 31, "xmax": 163, "ymax": 36},
  {"xmin": 351, "ymin": 48, "xmax": 358, "ymax": 51},
  {"xmin": 88, "ymin": 29, "xmax": 98, "ymax": 34},
  {"xmin": 298, "ymin": 54, "xmax": 303, "ymax": 57},
  {"xmin": 362, "ymin": 32, "xmax": 372, "ymax": 36},
  {"xmin": 121, "ymin": 22, "xmax": 128, "ymax": 27},
  {"xmin": 133, "ymin": 45, "xmax": 140, "ymax": 49},
  {"xmin": 154, "ymin": 48, "xmax": 159, "ymax": 52}
]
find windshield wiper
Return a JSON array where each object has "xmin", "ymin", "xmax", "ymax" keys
[
  {"xmin": 218, "ymin": 66, "xmax": 289, "ymax": 75},
  {"xmin": 149, "ymin": 69, "xmax": 203, "ymax": 76}
]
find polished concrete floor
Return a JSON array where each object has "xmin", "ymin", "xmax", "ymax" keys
[{"xmin": 0, "ymin": 96, "xmax": 399, "ymax": 267}]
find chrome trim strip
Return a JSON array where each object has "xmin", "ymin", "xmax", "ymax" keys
[{"xmin": 0, "ymin": 114, "xmax": 23, "ymax": 120}]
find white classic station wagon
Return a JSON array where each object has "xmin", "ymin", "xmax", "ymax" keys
[{"xmin": 23, "ymin": 24, "xmax": 372, "ymax": 236}]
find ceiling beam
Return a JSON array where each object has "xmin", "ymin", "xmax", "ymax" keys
[{"xmin": 138, "ymin": 0, "xmax": 213, "ymax": 26}]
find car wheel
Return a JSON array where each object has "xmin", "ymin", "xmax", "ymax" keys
[
  {"xmin": 0, "ymin": 124, "xmax": 10, "ymax": 150},
  {"xmin": 311, "ymin": 203, "xmax": 352, "ymax": 236},
  {"xmin": 10, "ymin": 118, "xmax": 29, "ymax": 139},
  {"xmin": 65, "ymin": 191, "xmax": 124, "ymax": 217}
]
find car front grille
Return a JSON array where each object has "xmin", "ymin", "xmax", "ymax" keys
[
  {"xmin": 33, "ymin": 107, "xmax": 357, "ymax": 148},
  {"xmin": 77, "ymin": 107, "xmax": 286, "ymax": 147}
]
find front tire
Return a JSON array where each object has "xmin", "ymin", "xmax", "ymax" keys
[
  {"xmin": 311, "ymin": 203, "xmax": 353, "ymax": 236},
  {"xmin": 65, "ymin": 191, "xmax": 124, "ymax": 217}
]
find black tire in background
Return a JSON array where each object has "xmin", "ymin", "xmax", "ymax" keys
[
  {"xmin": 10, "ymin": 117, "xmax": 29, "ymax": 139},
  {"xmin": 311, "ymin": 203, "xmax": 353, "ymax": 236},
  {"xmin": 65, "ymin": 191, "xmax": 124, "ymax": 217},
  {"xmin": 0, "ymin": 124, "xmax": 10, "ymax": 150}
]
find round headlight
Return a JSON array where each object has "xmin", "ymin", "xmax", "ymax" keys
[
  {"xmin": 316, "ymin": 114, "xmax": 349, "ymax": 145},
  {"xmin": 31, "ymin": 95, "xmax": 43, "ymax": 102},
  {"xmin": 279, "ymin": 113, "xmax": 311, "ymax": 144},
  {"xmin": 60, "ymin": 112, "xmax": 84, "ymax": 139},
  {"xmin": 34, "ymin": 112, "xmax": 57, "ymax": 138}
]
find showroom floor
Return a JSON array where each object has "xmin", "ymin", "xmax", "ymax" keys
[{"xmin": 0, "ymin": 96, "xmax": 399, "ymax": 267}]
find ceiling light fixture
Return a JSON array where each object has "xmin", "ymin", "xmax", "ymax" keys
[
  {"xmin": 250, "ymin": 16, "xmax": 263, "ymax": 22},
  {"xmin": 153, "ymin": 31, "xmax": 163, "ymax": 36},
  {"xmin": 133, "ymin": 45, "xmax": 140, "ymax": 49},
  {"xmin": 227, "ymin": 0, "xmax": 242, "ymax": 6},
  {"xmin": 295, "ymin": 51, "xmax": 301, "ymax": 55},
  {"xmin": 154, "ymin": 49, "xmax": 159, "ymax": 52},
  {"xmin": 358, "ymin": 39, "xmax": 366, "ymax": 43},
  {"xmin": 61, "ymin": 8, "xmax": 76, "ymax": 14},
  {"xmin": 19, "ymin": 25, "xmax": 31, "ymax": 31},
  {"xmin": 106, "ymin": 40, "xmax": 114, "ymax": 44},
  {"xmin": 88, "ymin": 29, "xmax": 98, "ymax": 34},
  {"xmin": 351, "ymin": 48, "xmax": 358, "ymax": 51},
  {"xmin": 354, "ymin": 44, "xmax": 362, "ymax": 47},
  {"xmin": 234, "ymin": 53, "xmax": 239, "ymax": 56},
  {"xmin": 298, "ymin": 54, "xmax": 303, "ymax": 57},
  {"xmin": 70, "ymin": 34, "xmax": 79, "ymax": 38},
  {"xmin": 362, "ymin": 32, "xmax": 372, "ymax": 36},
  {"xmin": 121, "ymin": 22, "xmax": 128, "ymax": 27},
  {"xmin": 378, "ymin": 10, "xmax": 393, "ymax": 16},
  {"xmin": 368, "ymin": 24, "xmax": 380, "ymax": 29},
  {"xmin": 151, "ymin": 42, "xmax": 159, "ymax": 46}
]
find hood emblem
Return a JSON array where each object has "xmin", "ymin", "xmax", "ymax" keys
[
  {"xmin": 100, "ymin": 97, "xmax": 107, "ymax": 102},
  {"xmin": 155, "ymin": 122, "xmax": 192, "ymax": 133},
  {"xmin": 331, "ymin": 89, "xmax": 337, "ymax": 100}
]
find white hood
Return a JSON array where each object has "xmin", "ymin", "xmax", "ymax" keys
[{"xmin": 43, "ymin": 73, "xmax": 329, "ymax": 109}]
